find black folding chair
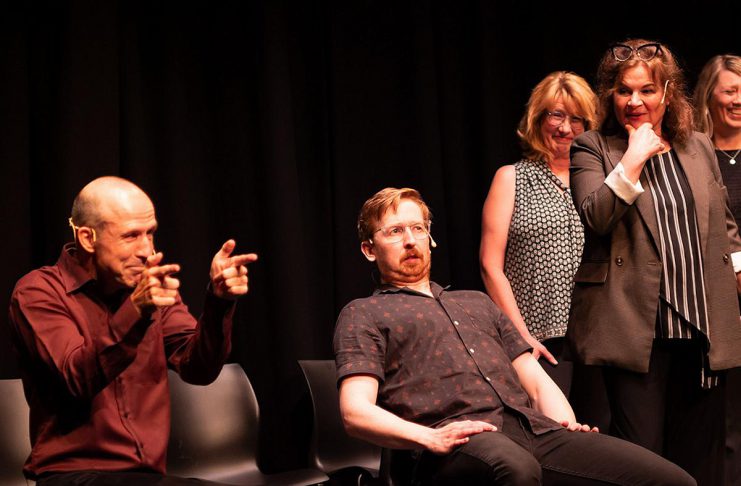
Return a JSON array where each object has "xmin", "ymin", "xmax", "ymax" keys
[
  {"xmin": 168, "ymin": 364, "xmax": 328, "ymax": 485},
  {"xmin": 298, "ymin": 360, "xmax": 381, "ymax": 484},
  {"xmin": 0, "ymin": 378, "xmax": 32, "ymax": 486}
]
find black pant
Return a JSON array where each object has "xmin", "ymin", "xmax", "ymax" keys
[
  {"xmin": 414, "ymin": 411, "xmax": 695, "ymax": 486},
  {"xmin": 727, "ymin": 367, "xmax": 741, "ymax": 485},
  {"xmin": 603, "ymin": 339, "xmax": 725, "ymax": 486},
  {"xmin": 540, "ymin": 337, "xmax": 612, "ymax": 434},
  {"xmin": 538, "ymin": 338, "xmax": 573, "ymax": 398},
  {"xmin": 36, "ymin": 471, "xmax": 232, "ymax": 486}
]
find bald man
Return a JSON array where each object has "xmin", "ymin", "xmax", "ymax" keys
[{"xmin": 9, "ymin": 177, "xmax": 257, "ymax": 485}]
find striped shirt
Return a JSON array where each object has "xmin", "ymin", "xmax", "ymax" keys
[
  {"xmin": 642, "ymin": 150, "xmax": 717, "ymax": 387},
  {"xmin": 642, "ymin": 150, "xmax": 709, "ymax": 339}
]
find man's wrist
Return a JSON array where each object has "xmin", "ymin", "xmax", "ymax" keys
[{"xmin": 413, "ymin": 424, "xmax": 438, "ymax": 451}]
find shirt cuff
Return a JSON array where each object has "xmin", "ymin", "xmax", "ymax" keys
[
  {"xmin": 604, "ymin": 162, "xmax": 644, "ymax": 204},
  {"xmin": 732, "ymin": 251, "xmax": 741, "ymax": 273}
]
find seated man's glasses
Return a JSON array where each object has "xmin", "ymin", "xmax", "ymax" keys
[
  {"xmin": 373, "ymin": 221, "xmax": 431, "ymax": 244},
  {"xmin": 610, "ymin": 43, "xmax": 662, "ymax": 62},
  {"xmin": 545, "ymin": 111, "xmax": 586, "ymax": 131}
]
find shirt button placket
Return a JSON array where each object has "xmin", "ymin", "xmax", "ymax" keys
[{"xmin": 118, "ymin": 377, "xmax": 129, "ymax": 420}]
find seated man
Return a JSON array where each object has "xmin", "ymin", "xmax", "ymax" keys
[
  {"xmin": 333, "ymin": 187, "xmax": 696, "ymax": 486},
  {"xmin": 9, "ymin": 176, "xmax": 258, "ymax": 486}
]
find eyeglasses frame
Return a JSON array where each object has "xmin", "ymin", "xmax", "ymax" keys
[
  {"xmin": 544, "ymin": 111, "xmax": 586, "ymax": 130},
  {"xmin": 610, "ymin": 43, "xmax": 663, "ymax": 62},
  {"xmin": 370, "ymin": 220, "xmax": 432, "ymax": 244}
]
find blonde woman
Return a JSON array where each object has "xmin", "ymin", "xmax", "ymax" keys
[{"xmin": 480, "ymin": 71, "xmax": 597, "ymax": 395}]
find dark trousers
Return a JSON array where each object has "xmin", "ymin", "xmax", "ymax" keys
[
  {"xmin": 541, "ymin": 337, "xmax": 611, "ymax": 433},
  {"xmin": 414, "ymin": 411, "xmax": 695, "ymax": 486},
  {"xmin": 36, "ymin": 471, "xmax": 232, "ymax": 486},
  {"xmin": 726, "ymin": 367, "xmax": 741, "ymax": 486},
  {"xmin": 603, "ymin": 339, "xmax": 725, "ymax": 486},
  {"xmin": 569, "ymin": 362, "xmax": 611, "ymax": 433},
  {"xmin": 538, "ymin": 338, "xmax": 572, "ymax": 398}
]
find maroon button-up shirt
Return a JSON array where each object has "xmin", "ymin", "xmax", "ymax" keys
[
  {"xmin": 8, "ymin": 244, "xmax": 236, "ymax": 478},
  {"xmin": 333, "ymin": 282, "xmax": 561, "ymax": 434}
]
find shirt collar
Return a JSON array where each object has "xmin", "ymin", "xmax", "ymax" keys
[
  {"xmin": 373, "ymin": 281, "xmax": 449, "ymax": 298},
  {"xmin": 58, "ymin": 243, "xmax": 97, "ymax": 294}
]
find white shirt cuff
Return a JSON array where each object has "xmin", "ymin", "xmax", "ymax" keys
[
  {"xmin": 604, "ymin": 162, "xmax": 644, "ymax": 205},
  {"xmin": 732, "ymin": 251, "xmax": 741, "ymax": 273}
]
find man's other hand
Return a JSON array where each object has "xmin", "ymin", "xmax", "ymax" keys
[
  {"xmin": 210, "ymin": 240, "xmax": 258, "ymax": 300},
  {"xmin": 561, "ymin": 420, "xmax": 599, "ymax": 433}
]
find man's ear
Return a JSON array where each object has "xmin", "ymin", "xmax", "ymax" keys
[
  {"xmin": 77, "ymin": 227, "xmax": 97, "ymax": 254},
  {"xmin": 360, "ymin": 240, "xmax": 376, "ymax": 262}
]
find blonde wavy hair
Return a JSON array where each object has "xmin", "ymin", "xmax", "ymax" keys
[
  {"xmin": 517, "ymin": 71, "xmax": 598, "ymax": 162},
  {"xmin": 693, "ymin": 54, "xmax": 741, "ymax": 138}
]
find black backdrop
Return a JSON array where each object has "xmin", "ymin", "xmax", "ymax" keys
[{"xmin": 1, "ymin": 0, "xmax": 737, "ymax": 472}]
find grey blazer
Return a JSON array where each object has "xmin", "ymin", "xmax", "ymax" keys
[{"xmin": 568, "ymin": 130, "xmax": 741, "ymax": 373}]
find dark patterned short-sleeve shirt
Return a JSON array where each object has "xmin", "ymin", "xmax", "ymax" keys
[
  {"xmin": 504, "ymin": 159, "xmax": 584, "ymax": 341},
  {"xmin": 333, "ymin": 282, "xmax": 562, "ymax": 435}
]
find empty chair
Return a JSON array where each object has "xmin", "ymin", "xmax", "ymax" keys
[
  {"xmin": 298, "ymin": 360, "xmax": 381, "ymax": 483},
  {"xmin": 0, "ymin": 378, "xmax": 32, "ymax": 486},
  {"xmin": 167, "ymin": 363, "xmax": 328, "ymax": 486}
]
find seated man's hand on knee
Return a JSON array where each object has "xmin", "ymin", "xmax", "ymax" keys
[{"xmin": 426, "ymin": 420, "xmax": 497, "ymax": 455}]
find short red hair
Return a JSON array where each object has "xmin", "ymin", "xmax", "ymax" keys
[{"xmin": 357, "ymin": 187, "xmax": 431, "ymax": 242}]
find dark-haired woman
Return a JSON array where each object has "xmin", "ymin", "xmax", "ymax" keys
[{"xmin": 568, "ymin": 40, "xmax": 741, "ymax": 485}]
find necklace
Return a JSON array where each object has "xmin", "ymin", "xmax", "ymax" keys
[{"xmin": 718, "ymin": 148, "xmax": 741, "ymax": 165}]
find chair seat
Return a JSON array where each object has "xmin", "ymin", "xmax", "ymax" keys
[{"xmin": 205, "ymin": 467, "xmax": 330, "ymax": 486}]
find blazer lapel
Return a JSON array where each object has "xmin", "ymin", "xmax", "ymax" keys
[
  {"xmin": 605, "ymin": 135, "xmax": 661, "ymax": 249},
  {"xmin": 674, "ymin": 141, "xmax": 709, "ymax": 252}
]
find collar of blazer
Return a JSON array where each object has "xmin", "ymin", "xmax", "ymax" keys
[{"xmin": 602, "ymin": 132, "xmax": 709, "ymax": 255}]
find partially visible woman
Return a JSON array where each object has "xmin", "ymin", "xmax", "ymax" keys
[
  {"xmin": 693, "ymin": 53, "xmax": 741, "ymax": 486},
  {"xmin": 480, "ymin": 71, "xmax": 597, "ymax": 396},
  {"xmin": 569, "ymin": 39, "xmax": 741, "ymax": 485},
  {"xmin": 694, "ymin": 55, "xmax": 741, "ymax": 222}
]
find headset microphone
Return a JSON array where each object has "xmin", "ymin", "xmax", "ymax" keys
[
  {"xmin": 429, "ymin": 234, "xmax": 438, "ymax": 248},
  {"xmin": 660, "ymin": 79, "xmax": 669, "ymax": 105}
]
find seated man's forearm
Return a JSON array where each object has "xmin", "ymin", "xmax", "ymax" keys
[
  {"xmin": 343, "ymin": 399, "xmax": 436, "ymax": 450},
  {"xmin": 339, "ymin": 374, "xmax": 496, "ymax": 455},
  {"xmin": 513, "ymin": 353, "xmax": 576, "ymax": 425},
  {"xmin": 340, "ymin": 375, "xmax": 434, "ymax": 449}
]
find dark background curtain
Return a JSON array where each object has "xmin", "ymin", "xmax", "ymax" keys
[{"xmin": 1, "ymin": 0, "xmax": 736, "ymax": 472}]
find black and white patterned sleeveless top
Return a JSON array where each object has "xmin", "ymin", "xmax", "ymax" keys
[{"xmin": 503, "ymin": 159, "xmax": 584, "ymax": 341}]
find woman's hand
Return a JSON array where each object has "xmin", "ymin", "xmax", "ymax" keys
[
  {"xmin": 527, "ymin": 334, "xmax": 557, "ymax": 365},
  {"xmin": 621, "ymin": 123, "xmax": 666, "ymax": 182}
]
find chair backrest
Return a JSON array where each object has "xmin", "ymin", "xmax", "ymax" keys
[
  {"xmin": 298, "ymin": 359, "xmax": 381, "ymax": 475},
  {"xmin": 0, "ymin": 378, "xmax": 32, "ymax": 486},
  {"xmin": 167, "ymin": 363, "xmax": 260, "ymax": 479}
]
